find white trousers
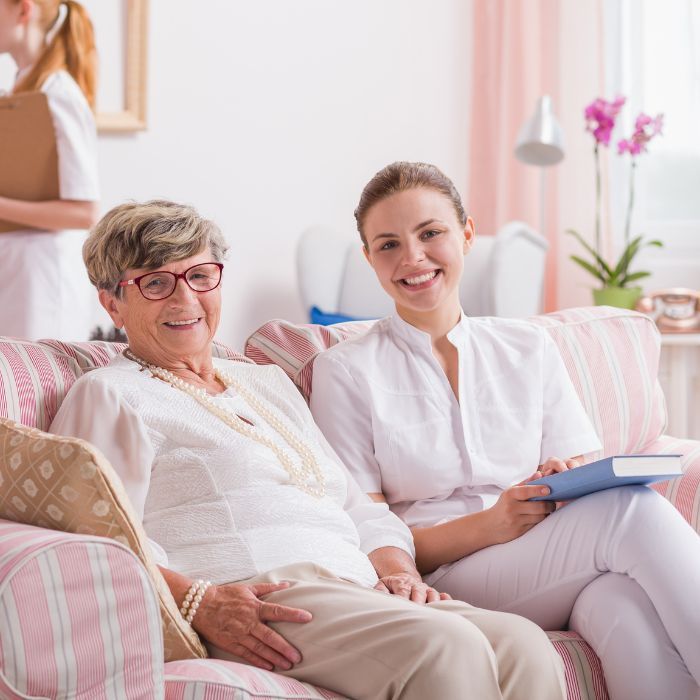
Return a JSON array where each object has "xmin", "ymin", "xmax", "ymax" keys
[{"xmin": 430, "ymin": 486, "xmax": 700, "ymax": 700}]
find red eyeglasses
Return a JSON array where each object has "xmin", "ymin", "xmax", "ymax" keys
[{"xmin": 118, "ymin": 262, "xmax": 224, "ymax": 300}]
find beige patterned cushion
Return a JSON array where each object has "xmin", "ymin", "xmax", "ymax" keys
[{"xmin": 0, "ymin": 417, "xmax": 206, "ymax": 662}]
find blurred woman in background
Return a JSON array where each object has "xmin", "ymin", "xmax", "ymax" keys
[{"xmin": 0, "ymin": 0, "xmax": 99, "ymax": 340}]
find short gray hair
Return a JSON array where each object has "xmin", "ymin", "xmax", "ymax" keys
[{"xmin": 83, "ymin": 200, "xmax": 228, "ymax": 291}]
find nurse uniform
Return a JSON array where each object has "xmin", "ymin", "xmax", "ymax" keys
[
  {"xmin": 311, "ymin": 312, "xmax": 700, "ymax": 700},
  {"xmin": 0, "ymin": 70, "xmax": 99, "ymax": 341}
]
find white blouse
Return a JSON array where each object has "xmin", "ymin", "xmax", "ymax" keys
[
  {"xmin": 310, "ymin": 313, "xmax": 602, "ymax": 529},
  {"xmin": 0, "ymin": 70, "xmax": 99, "ymax": 341},
  {"xmin": 49, "ymin": 355, "xmax": 414, "ymax": 587}
]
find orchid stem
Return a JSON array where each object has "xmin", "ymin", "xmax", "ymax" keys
[
  {"xmin": 621, "ymin": 159, "xmax": 636, "ymax": 283},
  {"xmin": 624, "ymin": 160, "xmax": 636, "ymax": 249},
  {"xmin": 594, "ymin": 143, "xmax": 602, "ymax": 278}
]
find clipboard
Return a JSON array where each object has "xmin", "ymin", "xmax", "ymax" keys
[{"xmin": 0, "ymin": 91, "xmax": 59, "ymax": 233}]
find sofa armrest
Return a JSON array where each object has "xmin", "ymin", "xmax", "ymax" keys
[
  {"xmin": 0, "ymin": 519, "xmax": 164, "ymax": 700},
  {"xmin": 644, "ymin": 436, "xmax": 700, "ymax": 535}
]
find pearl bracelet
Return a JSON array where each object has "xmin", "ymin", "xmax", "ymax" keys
[{"xmin": 179, "ymin": 579, "xmax": 212, "ymax": 625}]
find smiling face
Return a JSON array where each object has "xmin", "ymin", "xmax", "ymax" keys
[
  {"xmin": 99, "ymin": 248, "xmax": 222, "ymax": 370},
  {"xmin": 362, "ymin": 187, "xmax": 474, "ymax": 322}
]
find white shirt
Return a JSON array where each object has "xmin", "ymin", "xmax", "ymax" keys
[
  {"xmin": 49, "ymin": 355, "xmax": 414, "ymax": 587},
  {"xmin": 0, "ymin": 71, "xmax": 99, "ymax": 341},
  {"xmin": 310, "ymin": 313, "xmax": 603, "ymax": 530}
]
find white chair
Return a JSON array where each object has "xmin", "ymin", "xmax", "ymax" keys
[{"xmin": 296, "ymin": 221, "xmax": 549, "ymax": 321}]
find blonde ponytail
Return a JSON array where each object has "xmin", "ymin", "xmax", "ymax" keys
[{"xmin": 14, "ymin": 0, "xmax": 97, "ymax": 110}]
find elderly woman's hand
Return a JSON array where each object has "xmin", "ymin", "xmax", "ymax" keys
[{"xmin": 193, "ymin": 581, "xmax": 312, "ymax": 671}]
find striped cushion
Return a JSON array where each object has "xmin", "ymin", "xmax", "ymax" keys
[
  {"xmin": 647, "ymin": 435, "xmax": 700, "ymax": 534},
  {"xmin": 245, "ymin": 307, "xmax": 666, "ymax": 457},
  {"xmin": 164, "ymin": 659, "xmax": 345, "ymax": 699},
  {"xmin": 548, "ymin": 631, "xmax": 609, "ymax": 700},
  {"xmin": 244, "ymin": 320, "xmax": 374, "ymax": 400},
  {"xmin": 0, "ymin": 518, "xmax": 163, "ymax": 699},
  {"xmin": 528, "ymin": 307, "xmax": 665, "ymax": 457},
  {"xmin": 0, "ymin": 337, "xmax": 250, "ymax": 432},
  {"xmin": 0, "ymin": 340, "xmax": 82, "ymax": 432}
]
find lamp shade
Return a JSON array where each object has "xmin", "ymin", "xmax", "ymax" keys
[{"xmin": 514, "ymin": 95, "xmax": 565, "ymax": 166}]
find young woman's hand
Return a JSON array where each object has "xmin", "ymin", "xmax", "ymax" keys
[
  {"xmin": 539, "ymin": 456, "xmax": 582, "ymax": 477},
  {"xmin": 537, "ymin": 455, "xmax": 584, "ymax": 509},
  {"xmin": 375, "ymin": 572, "xmax": 452, "ymax": 603},
  {"xmin": 193, "ymin": 581, "xmax": 312, "ymax": 672},
  {"xmin": 486, "ymin": 478, "xmax": 555, "ymax": 545}
]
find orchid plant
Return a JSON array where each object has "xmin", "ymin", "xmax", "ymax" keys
[{"xmin": 568, "ymin": 96, "xmax": 664, "ymax": 290}]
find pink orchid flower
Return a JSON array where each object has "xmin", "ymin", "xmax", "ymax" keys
[
  {"xmin": 572, "ymin": 95, "xmax": 665, "ymax": 289},
  {"xmin": 584, "ymin": 96, "xmax": 626, "ymax": 146},
  {"xmin": 618, "ymin": 113, "xmax": 664, "ymax": 156}
]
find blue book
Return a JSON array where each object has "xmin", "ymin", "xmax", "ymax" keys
[{"xmin": 528, "ymin": 454, "xmax": 683, "ymax": 501}]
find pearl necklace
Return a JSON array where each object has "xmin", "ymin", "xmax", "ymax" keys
[{"xmin": 124, "ymin": 349, "xmax": 326, "ymax": 498}]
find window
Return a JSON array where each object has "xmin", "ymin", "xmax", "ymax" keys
[{"xmin": 606, "ymin": 0, "xmax": 700, "ymax": 289}]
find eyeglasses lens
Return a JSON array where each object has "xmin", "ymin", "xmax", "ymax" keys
[
  {"xmin": 139, "ymin": 264, "xmax": 222, "ymax": 300},
  {"xmin": 186, "ymin": 264, "xmax": 222, "ymax": 291},
  {"xmin": 140, "ymin": 272, "xmax": 174, "ymax": 299}
]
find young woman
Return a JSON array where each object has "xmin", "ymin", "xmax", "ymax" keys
[
  {"xmin": 310, "ymin": 161, "xmax": 700, "ymax": 700},
  {"xmin": 0, "ymin": 0, "xmax": 99, "ymax": 340}
]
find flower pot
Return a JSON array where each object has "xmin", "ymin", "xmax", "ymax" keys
[{"xmin": 592, "ymin": 286, "xmax": 643, "ymax": 309}]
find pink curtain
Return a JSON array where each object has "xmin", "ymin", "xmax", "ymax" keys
[{"xmin": 468, "ymin": 0, "xmax": 562, "ymax": 311}]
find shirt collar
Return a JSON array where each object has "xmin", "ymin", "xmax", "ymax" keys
[{"xmin": 388, "ymin": 310, "xmax": 469, "ymax": 349}]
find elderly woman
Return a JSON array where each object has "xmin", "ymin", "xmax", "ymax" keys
[{"xmin": 49, "ymin": 200, "xmax": 566, "ymax": 700}]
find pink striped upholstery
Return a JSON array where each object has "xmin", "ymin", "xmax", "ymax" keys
[
  {"xmin": 0, "ymin": 518, "xmax": 163, "ymax": 699},
  {"xmin": 0, "ymin": 340, "xmax": 81, "ymax": 432},
  {"xmin": 647, "ymin": 435, "xmax": 700, "ymax": 533},
  {"xmin": 164, "ymin": 660, "xmax": 344, "ymax": 699},
  {"xmin": 0, "ymin": 338, "xmax": 250, "ymax": 432},
  {"xmin": 38, "ymin": 338, "xmax": 250, "ymax": 373},
  {"xmin": 244, "ymin": 320, "xmax": 373, "ymax": 401},
  {"xmin": 548, "ymin": 632, "xmax": 609, "ymax": 700},
  {"xmin": 528, "ymin": 307, "xmax": 666, "ymax": 457}
]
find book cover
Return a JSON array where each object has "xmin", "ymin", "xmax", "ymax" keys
[{"xmin": 528, "ymin": 454, "xmax": 683, "ymax": 502}]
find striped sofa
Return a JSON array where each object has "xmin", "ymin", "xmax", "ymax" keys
[
  {"xmin": 0, "ymin": 339, "xmax": 342, "ymax": 700},
  {"xmin": 0, "ymin": 306, "xmax": 698, "ymax": 699},
  {"xmin": 245, "ymin": 306, "xmax": 700, "ymax": 700}
]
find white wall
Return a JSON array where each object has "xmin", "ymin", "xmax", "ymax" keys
[{"xmin": 92, "ymin": 0, "xmax": 472, "ymax": 347}]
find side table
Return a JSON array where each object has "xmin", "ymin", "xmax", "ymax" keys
[{"xmin": 659, "ymin": 333, "xmax": 700, "ymax": 439}]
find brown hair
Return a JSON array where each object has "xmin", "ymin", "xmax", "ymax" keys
[
  {"xmin": 13, "ymin": 0, "xmax": 97, "ymax": 109},
  {"xmin": 83, "ymin": 200, "xmax": 229, "ymax": 293},
  {"xmin": 354, "ymin": 161, "xmax": 467, "ymax": 247}
]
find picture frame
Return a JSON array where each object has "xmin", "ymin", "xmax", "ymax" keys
[{"xmin": 84, "ymin": 0, "xmax": 149, "ymax": 132}]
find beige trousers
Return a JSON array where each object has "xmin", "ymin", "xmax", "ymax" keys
[{"xmin": 208, "ymin": 562, "xmax": 566, "ymax": 700}]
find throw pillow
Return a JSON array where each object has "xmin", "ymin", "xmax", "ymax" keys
[
  {"xmin": 0, "ymin": 417, "xmax": 207, "ymax": 662},
  {"xmin": 309, "ymin": 306, "xmax": 373, "ymax": 326}
]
